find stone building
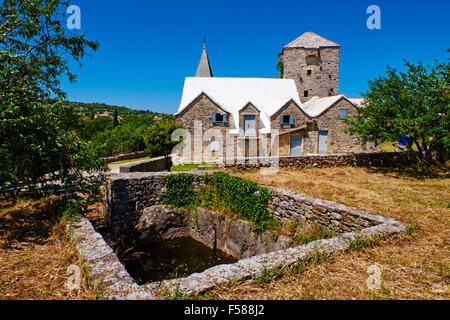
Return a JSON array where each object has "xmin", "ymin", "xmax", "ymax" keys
[
  {"xmin": 278, "ymin": 31, "xmax": 340, "ymax": 103},
  {"xmin": 174, "ymin": 32, "xmax": 378, "ymax": 163}
]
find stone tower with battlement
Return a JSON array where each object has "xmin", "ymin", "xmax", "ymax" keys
[{"xmin": 279, "ymin": 32, "xmax": 340, "ymax": 103}]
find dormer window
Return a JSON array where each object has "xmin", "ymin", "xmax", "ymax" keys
[
  {"xmin": 280, "ymin": 114, "xmax": 294, "ymax": 126},
  {"xmin": 212, "ymin": 113, "xmax": 227, "ymax": 124}
]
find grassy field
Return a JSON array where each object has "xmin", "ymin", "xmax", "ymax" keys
[
  {"xmin": 210, "ymin": 166, "xmax": 449, "ymax": 300},
  {"xmin": 0, "ymin": 197, "xmax": 98, "ymax": 300},
  {"xmin": 0, "ymin": 166, "xmax": 448, "ymax": 300},
  {"xmin": 170, "ymin": 162, "xmax": 219, "ymax": 172}
]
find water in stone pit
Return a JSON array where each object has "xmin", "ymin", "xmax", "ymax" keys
[{"xmin": 121, "ymin": 237, "xmax": 237, "ymax": 284}]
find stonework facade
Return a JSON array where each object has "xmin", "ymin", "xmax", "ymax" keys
[
  {"xmin": 280, "ymin": 46, "xmax": 340, "ymax": 103},
  {"xmin": 175, "ymin": 95, "xmax": 378, "ymax": 162}
]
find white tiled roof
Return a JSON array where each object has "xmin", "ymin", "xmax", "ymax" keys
[
  {"xmin": 176, "ymin": 77, "xmax": 302, "ymax": 133},
  {"xmin": 348, "ymin": 98, "xmax": 365, "ymax": 107},
  {"xmin": 302, "ymin": 95, "xmax": 345, "ymax": 117}
]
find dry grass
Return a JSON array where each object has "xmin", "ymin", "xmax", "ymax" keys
[
  {"xmin": 0, "ymin": 196, "xmax": 96, "ymax": 300},
  {"xmin": 1, "ymin": 166, "xmax": 447, "ymax": 300},
  {"xmin": 211, "ymin": 166, "xmax": 449, "ymax": 300}
]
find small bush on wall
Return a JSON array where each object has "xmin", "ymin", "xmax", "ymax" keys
[
  {"xmin": 162, "ymin": 172, "xmax": 275, "ymax": 232},
  {"xmin": 203, "ymin": 172, "xmax": 275, "ymax": 232},
  {"xmin": 161, "ymin": 173, "xmax": 197, "ymax": 208}
]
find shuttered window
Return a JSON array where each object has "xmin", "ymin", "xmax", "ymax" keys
[
  {"xmin": 280, "ymin": 114, "xmax": 294, "ymax": 125},
  {"xmin": 212, "ymin": 113, "xmax": 227, "ymax": 124},
  {"xmin": 339, "ymin": 109, "xmax": 347, "ymax": 120}
]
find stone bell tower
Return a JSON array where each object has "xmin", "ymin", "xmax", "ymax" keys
[{"xmin": 279, "ymin": 31, "xmax": 340, "ymax": 102}]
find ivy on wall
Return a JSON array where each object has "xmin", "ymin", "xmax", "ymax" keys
[
  {"xmin": 161, "ymin": 172, "xmax": 275, "ymax": 232},
  {"xmin": 161, "ymin": 173, "xmax": 197, "ymax": 208}
]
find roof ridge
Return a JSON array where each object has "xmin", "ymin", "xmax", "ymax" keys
[{"xmin": 284, "ymin": 31, "xmax": 340, "ymax": 49}]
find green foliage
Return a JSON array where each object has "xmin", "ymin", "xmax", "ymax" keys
[
  {"xmin": 276, "ymin": 55, "xmax": 284, "ymax": 78},
  {"xmin": 161, "ymin": 172, "xmax": 275, "ymax": 232},
  {"xmin": 201, "ymin": 172, "xmax": 275, "ymax": 232},
  {"xmin": 253, "ymin": 266, "xmax": 281, "ymax": 285},
  {"xmin": 113, "ymin": 108, "xmax": 119, "ymax": 127},
  {"xmin": 161, "ymin": 174, "xmax": 198, "ymax": 208},
  {"xmin": 405, "ymin": 215, "xmax": 420, "ymax": 236},
  {"xmin": 0, "ymin": 0, "xmax": 106, "ymax": 207},
  {"xmin": 143, "ymin": 116, "xmax": 183, "ymax": 161},
  {"xmin": 291, "ymin": 225, "xmax": 335, "ymax": 246},
  {"xmin": 310, "ymin": 246, "xmax": 331, "ymax": 264},
  {"xmin": 345, "ymin": 235, "xmax": 381, "ymax": 252},
  {"xmin": 68, "ymin": 101, "xmax": 152, "ymax": 118},
  {"xmin": 79, "ymin": 113, "xmax": 161, "ymax": 156},
  {"xmin": 346, "ymin": 55, "xmax": 450, "ymax": 164},
  {"xmin": 290, "ymin": 258, "xmax": 306, "ymax": 275}
]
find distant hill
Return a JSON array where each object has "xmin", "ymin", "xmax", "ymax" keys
[{"xmin": 68, "ymin": 101, "xmax": 165, "ymax": 117}]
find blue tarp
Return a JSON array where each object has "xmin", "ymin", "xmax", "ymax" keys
[{"xmin": 398, "ymin": 134, "xmax": 413, "ymax": 146}]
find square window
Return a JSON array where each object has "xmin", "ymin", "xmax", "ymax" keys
[
  {"xmin": 306, "ymin": 70, "xmax": 312, "ymax": 76},
  {"xmin": 304, "ymin": 90, "xmax": 309, "ymax": 97},
  {"xmin": 339, "ymin": 109, "xmax": 347, "ymax": 120},
  {"xmin": 215, "ymin": 113, "xmax": 224, "ymax": 122},
  {"xmin": 282, "ymin": 115, "xmax": 290, "ymax": 124},
  {"xmin": 212, "ymin": 113, "xmax": 227, "ymax": 124}
]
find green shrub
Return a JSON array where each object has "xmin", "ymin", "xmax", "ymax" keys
[
  {"xmin": 161, "ymin": 173, "xmax": 197, "ymax": 208},
  {"xmin": 202, "ymin": 172, "xmax": 275, "ymax": 232},
  {"xmin": 162, "ymin": 172, "xmax": 275, "ymax": 232}
]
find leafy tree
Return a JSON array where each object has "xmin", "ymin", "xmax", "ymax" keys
[
  {"xmin": 0, "ymin": 0, "xmax": 106, "ymax": 211},
  {"xmin": 80, "ymin": 113, "xmax": 156, "ymax": 156},
  {"xmin": 113, "ymin": 107, "xmax": 119, "ymax": 127},
  {"xmin": 346, "ymin": 56, "xmax": 449, "ymax": 164},
  {"xmin": 143, "ymin": 117, "xmax": 183, "ymax": 165}
]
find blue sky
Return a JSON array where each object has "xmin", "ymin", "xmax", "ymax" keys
[{"xmin": 62, "ymin": 0, "xmax": 450, "ymax": 114}]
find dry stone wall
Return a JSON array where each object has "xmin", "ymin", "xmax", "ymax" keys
[
  {"xmin": 118, "ymin": 155, "xmax": 171, "ymax": 173},
  {"xmin": 221, "ymin": 151, "xmax": 416, "ymax": 170},
  {"xmin": 68, "ymin": 171, "xmax": 406, "ymax": 299},
  {"xmin": 104, "ymin": 170, "xmax": 404, "ymax": 237}
]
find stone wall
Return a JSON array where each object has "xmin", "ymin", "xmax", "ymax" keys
[
  {"xmin": 104, "ymin": 170, "xmax": 406, "ymax": 237},
  {"xmin": 134, "ymin": 205, "xmax": 292, "ymax": 260},
  {"xmin": 104, "ymin": 172, "xmax": 208, "ymax": 235},
  {"xmin": 102, "ymin": 151, "xmax": 147, "ymax": 164},
  {"xmin": 268, "ymin": 187, "xmax": 384, "ymax": 233},
  {"xmin": 221, "ymin": 151, "xmax": 416, "ymax": 170},
  {"xmin": 118, "ymin": 155, "xmax": 171, "ymax": 173}
]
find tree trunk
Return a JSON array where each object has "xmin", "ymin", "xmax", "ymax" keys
[
  {"xmin": 413, "ymin": 140, "xmax": 424, "ymax": 160},
  {"xmin": 163, "ymin": 154, "xmax": 170, "ymax": 170}
]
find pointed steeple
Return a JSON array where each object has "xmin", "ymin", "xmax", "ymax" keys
[{"xmin": 195, "ymin": 38, "xmax": 213, "ymax": 77}]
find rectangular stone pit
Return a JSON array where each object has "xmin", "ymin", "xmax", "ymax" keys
[{"xmin": 69, "ymin": 171, "xmax": 405, "ymax": 299}]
